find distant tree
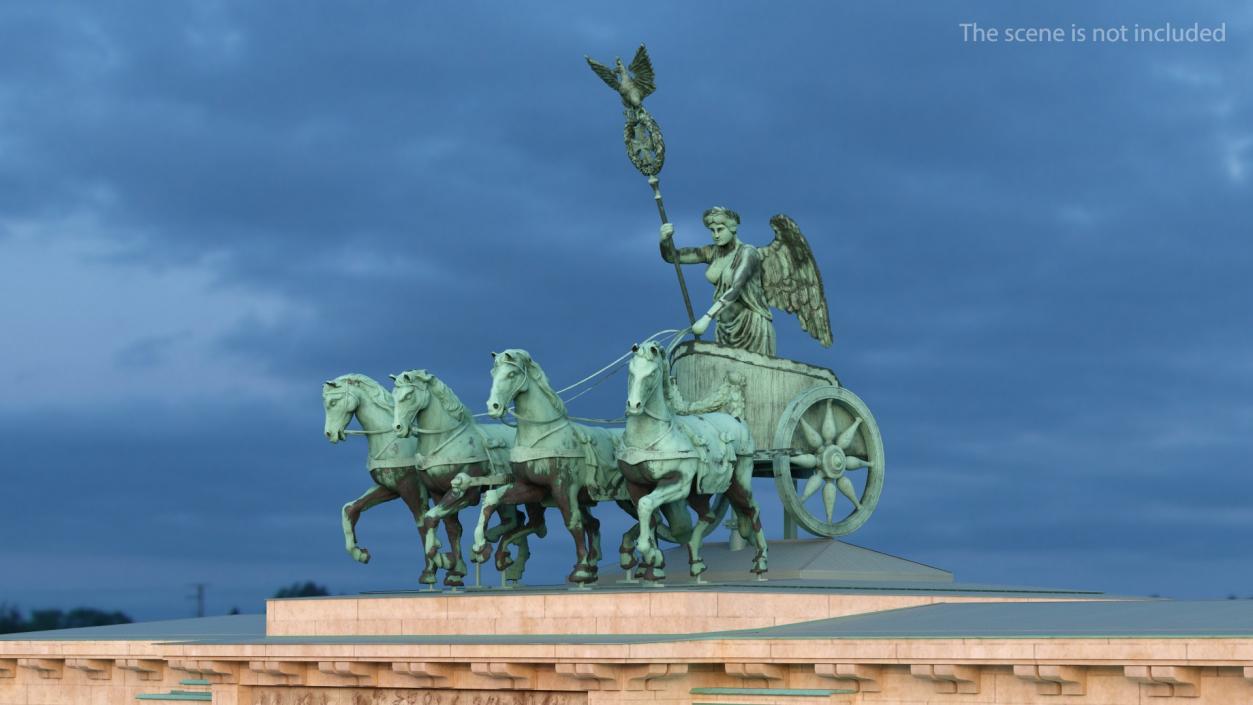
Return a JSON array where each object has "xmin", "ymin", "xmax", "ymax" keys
[
  {"xmin": 27, "ymin": 609, "xmax": 66, "ymax": 632},
  {"xmin": 273, "ymin": 581, "xmax": 330, "ymax": 598},
  {"xmin": 0, "ymin": 604, "xmax": 22, "ymax": 634},
  {"xmin": 228, "ymin": 606, "xmax": 241, "ymax": 615},
  {"xmin": 62, "ymin": 608, "xmax": 132, "ymax": 629},
  {"xmin": 0, "ymin": 605, "xmax": 131, "ymax": 635}
]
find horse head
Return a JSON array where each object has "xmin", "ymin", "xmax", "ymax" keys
[
  {"xmin": 626, "ymin": 341, "xmax": 667, "ymax": 416},
  {"xmin": 390, "ymin": 369, "xmax": 435, "ymax": 437},
  {"xmin": 322, "ymin": 376, "xmax": 362, "ymax": 443},
  {"xmin": 486, "ymin": 349, "xmax": 533, "ymax": 419}
]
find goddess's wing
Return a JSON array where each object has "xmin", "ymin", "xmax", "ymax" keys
[{"xmin": 760, "ymin": 214, "xmax": 833, "ymax": 347}]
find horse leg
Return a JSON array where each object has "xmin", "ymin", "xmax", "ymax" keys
[
  {"xmin": 582, "ymin": 501, "xmax": 602, "ymax": 579},
  {"xmin": 471, "ymin": 483, "xmax": 513, "ymax": 564},
  {"xmin": 484, "ymin": 499, "xmax": 518, "ymax": 544},
  {"xmin": 724, "ymin": 455, "xmax": 768, "ymax": 575},
  {"xmin": 684, "ymin": 493, "xmax": 717, "ymax": 578},
  {"xmin": 441, "ymin": 513, "xmax": 467, "ymax": 587},
  {"xmin": 553, "ymin": 477, "xmax": 591, "ymax": 584},
  {"xmin": 636, "ymin": 472, "xmax": 693, "ymax": 582},
  {"xmin": 392, "ymin": 471, "xmax": 429, "ymax": 526},
  {"xmin": 489, "ymin": 482, "xmax": 547, "ymax": 573},
  {"xmin": 503, "ymin": 502, "xmax": 547, "ymax": 582},
  {"xmin": 341, "ymin": 484, "xmax": 399, "ymax": 564},
  {"xmin": 419, "ymin": 484, "xmax": 480, "ymax": 583},
  {"xmin": 392, "ymin": 471, "xmax": 434, "ymax": 578},
  {"xmin": 434, "ymin": 469, "xmax": 480, "ymax": 588},
  {"xmin": 417, "ymin": 492, "xmax": 446, "ymax": 585},
  {"xmin": 619, "ymin": 481, "xmax": 650, "ymax": 573},
  {"xmin": 659, "ymin": 499, "xmax": 695, "ymax": 546},
  {"xmin": 619, "ymin": 522, "xmax": 640, "ymax": 571}
]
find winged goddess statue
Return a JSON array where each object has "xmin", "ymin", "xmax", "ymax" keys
[{"xmin": 661, "ymin": 209, "xmax": 832, "ymax": 356}]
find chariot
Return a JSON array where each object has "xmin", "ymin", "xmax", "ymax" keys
[{"xmin": 670, "ymin": 340, "xmax": 884, "ymax": 540}]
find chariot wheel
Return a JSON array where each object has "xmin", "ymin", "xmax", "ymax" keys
[{"xmin": 772, "ymin": 385, "xmax": 884, "ymax": 537}]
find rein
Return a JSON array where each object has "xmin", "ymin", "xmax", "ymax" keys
[
  {"xmin": 330, "ymin": 388, "xmax": 397, "ymax": 437},
  {"xmin": 474, "ymin": 326, "xmax": 687, "ymax": 425},
  {"xmin": 393, "ymin": 384, "xmax": 478, "ymax": 460},
  {"xmin": 493, "ymin": 360, "xmax": 575, "ymax": 445}
]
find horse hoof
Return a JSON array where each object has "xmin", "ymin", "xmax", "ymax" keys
[
  {"xmin": 495, "ymin": 552, "xmax": 515, "ymax": 572},
  {"xmin": 444, "ymin": 575, "xmax": 464, "ymax": 588},
  {"xmin": 419, "ymin": 571, "xmax": 437, "ymax": 585},
  {"xmin": 350, "ymin": 547, "xmax": 371, "ymax": 564},
  {"xmin": 470, "ymin": 543, "xmax": 491, "ymax": 564},
  {"xmin": 445, "ymin": 555, "xmax": 466, "ymax": 577},
  {"xmin": 619, "ymin": 552, "xmax": 637, "ymax": 570},
  {"xmin": 644, "ymin": 551, "xmax": 665, "ymax": 569},
  {"xmin": 643, "ymin": 566, "xmax": 665, "ymax": 582},
  {"xmin": 690, "ymin": 559, "xmax": 706, "ymax": 577}
]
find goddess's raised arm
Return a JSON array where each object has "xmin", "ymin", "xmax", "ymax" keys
[{"xmin": 659, "ymin": 223, "xmax": 712, "ymax": 265}]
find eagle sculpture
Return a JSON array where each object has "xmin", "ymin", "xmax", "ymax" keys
[{"xmin": 585, "ymin": 44, "xmax": 656, "ymax": 111}]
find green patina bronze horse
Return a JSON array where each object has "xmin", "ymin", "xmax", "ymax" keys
[
  {"xmin": 473, "ymin": 350, "xmax": 620, "ymax": 584},
  {"xmin": 389, "ymin": 369, "xmax": 543, "ymax": 586},
  {"xmin": 619, "ymin": 341, "xmax": 768, "ymax": 581},
  {"xmin": 322, "ymin": 374, "xmax": 431, "ymax": 570}
]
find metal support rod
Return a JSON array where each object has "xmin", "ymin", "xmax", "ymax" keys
[{"xmin": 783, "ymin": 477, "xmax": 799, "ymax": 540}]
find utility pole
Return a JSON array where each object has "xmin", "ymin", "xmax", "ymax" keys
[{"xmin": 188, "ymin": 583, "xmax": 207, "ymax": 618}]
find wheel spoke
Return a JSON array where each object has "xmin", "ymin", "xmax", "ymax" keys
[
  {"xmin": 800, "ymin": 473, "xmax": 824, "ymax": 502},
  {"xmin": 836, "ymin": 417, "xmax": 862, "ymax": 450},
  {"xmin": 798, "ymin": 417, "xmax": 823, "ymax": 449},
  {"xmin": 791, "ymin": 453, "xmax": 818, "ymax": 469},
  {"xmin": 836, "ymin": 476, "xmax": 862, "ymax": 510},
  {"xmin": 822, "ymin": 481, "xmax": 837, "ymax": 522},
  {"xmin": 843, "ymin": 455, "xmax": 870, "ymax": 470},
  {"xmin": 821, "ymin": 400, "xmax": 837, "ymax": 445}
]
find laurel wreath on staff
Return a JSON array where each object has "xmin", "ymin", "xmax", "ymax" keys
[{"xmin": 585, "ymin": 44, "xmax": 697, "ymax": 328}]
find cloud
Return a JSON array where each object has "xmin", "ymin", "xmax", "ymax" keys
[
  {"xmin": 1, "ymin": 1, "xmax": 1252, "ymax": 617},
  {"xmin": 0, "ymin": 213, "xmax": 307, "ymax": 409}
]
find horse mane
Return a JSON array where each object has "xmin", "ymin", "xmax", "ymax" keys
[
  {"xmin": 658, "ymin": 349, "xmax": 677, "ymax": 409},
  {"xmin": 330, "ymin": 373, "xmax": 393, "ymax": 408},
  {"xmin": 395, "ymin": 369, "xmax": 468, "ymax": 421},
  {"xmin": 650, "ymin": 343, "xmax": 680, "ymax": 411},
  {"xmin": 499, "ymin": 349, "xmax": 566, "ymax": 416},
  {"xmin": 427, "ymin": 374, "xmax": 468, "ymax": 421}
]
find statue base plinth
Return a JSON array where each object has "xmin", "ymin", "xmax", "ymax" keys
[{"xmin": 266, "ymin": 540, "xmax": 1100, "ymax": 638}]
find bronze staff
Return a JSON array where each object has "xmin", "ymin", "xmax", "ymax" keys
[{"xmin": 586, "ymin": 43, "xmax": 698, "ymax": 329}]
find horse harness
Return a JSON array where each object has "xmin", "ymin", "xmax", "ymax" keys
[{"xmin": 496, "ymin": 357, "xmax": 604, "ymax": 473}]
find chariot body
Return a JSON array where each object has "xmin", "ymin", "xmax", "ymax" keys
[{"xmin": 669, "ymin": 340, "xmax": 884, "ymax": 540}]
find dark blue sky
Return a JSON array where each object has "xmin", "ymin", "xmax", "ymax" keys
[{"xmin": 1, "ymin": 2, "xmax": 1250, "ymax": 620}]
